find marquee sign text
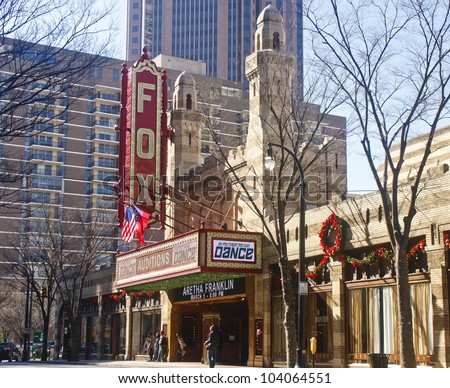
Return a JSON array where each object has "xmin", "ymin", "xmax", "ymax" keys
[{"xmin": 174, "ymin": 278, "xmax": 245, "ymax": 302}]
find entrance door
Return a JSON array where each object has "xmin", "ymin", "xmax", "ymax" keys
[
  {"xmin": 202, "ymin": 313, "xmax": 220, "ymax": 363},
  {"xmin": 219, "ymin": 312, "xmax": 248, "ymax": 364},
  {"xmin": 201, "ymin": 307, "xmax": 248, "ymax": 365}
]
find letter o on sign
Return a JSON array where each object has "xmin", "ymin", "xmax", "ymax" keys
[{"xmin": 136, "ymin": 128, "xmax": 155, "ymax": 159}]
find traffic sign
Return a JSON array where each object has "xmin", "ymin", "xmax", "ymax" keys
[
  {"xmin": 299, "ymin": 281, "xmax": 309, "ymax": 295},
  {"xmin": 33, "ymin": 332, "xmax": 43, "ymax": 344}
]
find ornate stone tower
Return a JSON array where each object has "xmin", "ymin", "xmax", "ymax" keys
[
  {"xmin": 166, "ymin": 71, "xmax": 206, "ymax": 236},
  {"xmin": 228, "ymin": 5, "xmax": 297, "ymax": 231},
  {"xmin": 245, "ymin": 5, "xmax": 296, "ymax": 158},
  {"xmin": 168, "ymin": 71, "xmax": 206, "ymax": 177}
]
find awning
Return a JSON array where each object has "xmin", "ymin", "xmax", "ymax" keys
[{"xmin": 115, "ymin": 229, "xmax": 262, "ymax": 291}]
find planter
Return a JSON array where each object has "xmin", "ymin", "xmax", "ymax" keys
[{"xmin": 368, "ymin": 353, "xmax": 389, "ymax": 368}]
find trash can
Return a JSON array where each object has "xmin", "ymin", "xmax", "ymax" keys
[{"xmin": 368, "ymin": 353, "xmax": 389, "ymax": 368}]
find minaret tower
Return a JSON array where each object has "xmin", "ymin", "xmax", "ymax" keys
[
  {"xmin": 168, "ymin": 71, "xmax": 206, "ymax": 177},
  {"xmin": 228, "ymin": 5, "xmax": 296, "ymax": 231},
  {"xmin": 167, "ymin": 71, "xmax": 206, "ymax": 236},
  {"xmin": 244, "ymin": 5, "xmax": 296, "ymax": 175}
]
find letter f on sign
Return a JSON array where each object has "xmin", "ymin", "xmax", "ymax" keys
[{"xmin": 137, "ymin": 83, "xmax": 156, "ymax": 112}]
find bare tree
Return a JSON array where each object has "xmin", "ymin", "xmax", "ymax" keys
[
  {"xmin": 305, "ymin": 0, "xmax": 450, "ymax": 367},
  {"xmin": 0, "ymin": 281, "xmax": 25, "ymax": 342},
  {"xmin": 1, "ymin": 206, "xmax": 115, "ymax": 361},
  {"xmin": 52, "ymin": 208, "xmax": 115, "ymax": 362},
  {"xmin": 0, "ymin": 277, "xmax": 42, "ymax": 346},
  {"xmin": 0, "ymin": 0, "xmax": 117, "ymax": 208},
  {"xmin": 3, "ymin": 208, "xmax": 60, "ymax": 361},
  {"xmin": 0, "ymin": 0, "xmax": 117, "ymax": 141}
]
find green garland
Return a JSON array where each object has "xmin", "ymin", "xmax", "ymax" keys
[{"xmin": 303, "ymin": 230, "xmax": 426, "ymax": 283}]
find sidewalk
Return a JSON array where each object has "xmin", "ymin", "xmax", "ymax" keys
[{"xmin": 15, "ymin": 359, "xmax": 245, "ymax": 368}]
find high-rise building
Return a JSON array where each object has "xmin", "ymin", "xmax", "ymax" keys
[
  {"xmin": 126, "ymin": 0, "xmax": 303, "ymax": 85},
  {"xmin": 0, "ymin": 44, "xmax": 126, "ymax": 262}
]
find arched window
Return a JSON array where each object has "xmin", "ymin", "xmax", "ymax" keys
[
  {"xmin": 273, "ymin": 32, "xmax": 280, "ymax": 51},
  {"xmin": 257, "ymin": 34, "xmax": 261, "ymax": 51},
  {"xmin": 186, "ymin": 94, "xmax": 192, "ymax": 110}
]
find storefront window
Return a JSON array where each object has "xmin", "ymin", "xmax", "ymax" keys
[
  {"xmin": 347, "ymin": 283, "xmax": 432, "ymax": 362},
  {"xmin": 411, "ymin": 282, "xmax": 434, "ymax": 356},
  {"xmin": 348, "ymin": 286, "xmax": 398, "ymax": 358},
  {"xmin": 308, "ymin": 292, "xmax": 333, "ymax": 359},
  {"xmin": 91, "ymin": 317, "xmax": 100, "ymax": 354},
  {"xmin": 141, "ymin": 311, "xmax": 161, "ymax": 353},
  {"xmin": 119, "ymin": 314, "xmax": 126, "ymax": 355},
  {"xmin": 103, "ymin": 316, "xmax": 111, "ymax": 354},
  {"xmin": 80, "ymin": 318, "xmax": 87, "ymax": 352},
  {"xmin": 271, "ymin": 294, "xmax": 286, "ymax": 361}
]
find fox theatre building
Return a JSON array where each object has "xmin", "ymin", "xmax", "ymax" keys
[{"xmin": 115, "ymin": 229, "xmax": 262, "ymax": 365}]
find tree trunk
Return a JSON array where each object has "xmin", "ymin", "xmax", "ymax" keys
[
  {"xmin": 279, "ymin": 256, "xmax": 297, "ymax": 367},
  {"xmin": 395, "ymin": 244, "xmax": 417, "ymax": 367},
  {"xmin": 41, "ymin": 315, "xmax": 49, "ymax": 361},
  {"xmin": 69, "ymin": 317, "xmax": 80, "ymax": 362}
]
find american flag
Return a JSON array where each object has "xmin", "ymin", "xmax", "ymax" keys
[
  {"xmin": 121, "ymin": 207, "xmax": 137, "ymax": 243},
  {"xmin": 133, "ymin": 204, "xmax": 150, "ymax": 245}
]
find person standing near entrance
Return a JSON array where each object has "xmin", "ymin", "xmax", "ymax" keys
[
  {"xmin": 152, "ymin": 332, "xmax": 160, "ymax": 361},
  {"xmin": 204, "ymin": 325, "xmax": 220, "ymax": 368},
  {"xmin": 146, "ymin": 332, "xmax": 155, "ymax": 362},
  {"xmin": 176, "ymin": 333, "xmax": 187, "ymax": 361},
  {"xmin": 157, "ymin": 330, "xmax": 168, "ymax": 362}
]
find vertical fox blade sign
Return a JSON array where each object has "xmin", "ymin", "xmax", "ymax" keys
[{"xmin": 117, "ymin": 47, "xmax": 168, "ymax": 231}]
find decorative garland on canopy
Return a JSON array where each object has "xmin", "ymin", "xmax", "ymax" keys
[
  {"xmin": 302, "ymin": 213, "xmax": 428, "ymax": 283},
  {"xmin": 108, "ymin": 289, "xmax": 159, "ymax": 302}
]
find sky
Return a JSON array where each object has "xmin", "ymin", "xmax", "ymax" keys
[
  {"xmin": 105, "ymin": 0, "xmax": 377, "ymax": 195},
  {"xmin": 107, "ymin": 1, "xmax": 127, "ymax": 60}
]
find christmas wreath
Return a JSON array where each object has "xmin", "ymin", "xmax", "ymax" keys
[{"xmin": 319, "ymin": 213, "xmax": 343, "ymax": 257}]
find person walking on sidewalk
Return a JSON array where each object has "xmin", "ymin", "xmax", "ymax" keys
[{"xmin": 204, "ymin": 325, "xmax": 219, "ymax": 368}]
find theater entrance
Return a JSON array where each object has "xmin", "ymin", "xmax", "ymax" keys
[{"xmin": 173, "ymin": 299, "xmax": 249, "ymax": 365}]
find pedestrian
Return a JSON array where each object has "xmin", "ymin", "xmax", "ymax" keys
[
  {"xmin": 204, "ymin": 325, "xmax": 220, "ymax": 368},
  {"xmin": 176, "ymin": 333, "xmax": 187, "ymax": 361},
  {"xmin": 152, "ymin": 332, "xmax": 160, "ymax": 361},
  {"xmin": 146, "ymin": 332, "xmax": 155, "ymax": 362},
  {"xmin": 157, "ymin": 330, "xmax": 168, "ymax": 362},
  {"xmin": 142, "ymin": 335, "xmax": 149, "ymax": 355}
]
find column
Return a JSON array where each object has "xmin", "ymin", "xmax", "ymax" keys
[
  {"xmin": 125, "ymin": 294, "xmax": 133, "ymax": 360},
  {"xmin": 428, "ymin": 248, "xmax": 450, "ymax": 367},
  {"xmin": 329, "ymin": 260, "xmax": 347, "ymax": 368},
  {"xmin": 262, "ymin": 271, "xmax": 273, "ymax": 367},
  {"xmin": 97, "ymin": 291, "xmax": 104, "ymax": 360},
  {"xmin": 246, "ymin": 276, "xmax": 257, "ymax": 366}
]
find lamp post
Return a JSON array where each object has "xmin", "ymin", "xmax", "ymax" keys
[
  {"xmin": 265, "ymin": 142, "xmax": 308, "ymax": 368},
  {"xmin": 22, "ymin": 279, "xmax": 31, "ymax": 362}
]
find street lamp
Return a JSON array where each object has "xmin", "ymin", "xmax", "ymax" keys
[
  {"xmin": 265, "ymin": 142, "xmax": 308, "ymax": 368},
  {"xmin": 22, "ymin": 279, "xmax": 31, "ymax": 362}
]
